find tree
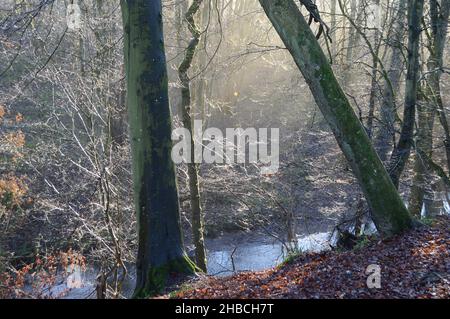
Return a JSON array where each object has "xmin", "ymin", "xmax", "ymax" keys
[
  {"xmin": 120, "ymin": 0, "xmax": 196, "ymax": 297},
  {"xmin": 178, "ymin": 0, "xmax": 207, "ymax": 272},
  {"xmin": 409, "ymin": 0, "xmax": 450, "ymax": 217},
  {"xmin": 258, "ymin": 0, "xmax": 414, "ymax": 236},
  {"xmin": 374, "ymin": 0, "xmax": 407, "ymax": 162},
  {"xmin": 342, "ymin": 0, "xmax": 363, "ymax": 86},
  {"xmin": 428, "ymin": 0, "xmax": 450, "ymax": 172},
  {"xmin": 386, "ymin": 0, "xmax": 425, "ymax": 189}
]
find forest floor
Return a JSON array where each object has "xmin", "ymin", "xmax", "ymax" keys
[{"xmin": 171, "ymin": 216, "xmax": 450, "ymax": 299}]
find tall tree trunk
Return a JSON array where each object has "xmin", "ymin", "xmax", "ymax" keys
[
  {"xmin": 409, "ymin": 0, "xmax": 450, "ymax": 216},
  {"xmin": 121, "ymin": 0, "xmax": 196, "ymax": 298},
  {"xmin": 178, "ymin": 0, "xmax": 207, "ymax": 273},
  {"xmin": 175, "ymin": 0, "xmax": 188, "ymax": 118},
  {"xmin": 194, "ymin": 0, "xmax": 210, "ymax": 127},
  {"xmin": 374, "ymin": 0, "xmax": 407, "ymax": 161},
  {"xmin": 343, "ymin": 0, "xmax": 363, "ymax": 85},
  {"xmin": 386, "ymin": 0, "xmax": 424, "ymax": 188},
  {"xmin": 429, "ymin": 0, "xmax": 450, "ymax": 172},
  {"xmin": 409, "ymin": 89, "xmax": 434, "ymax": 217},
  {"xmin": 69, "ymin": 0, "xmax": 85, "ymax": 74},
  {"xmin": 330, "ymin": 0, "xmax": 337, "ymax": 58},
  {"xmin": 435, "ymin": 78, "xmax": 450, "ymax": 172},
  {"xmin": 366, "ymin": 0, "xmax": 382, "ymax": 138},
  {"xmin": 258, "ymin": 0, "xmax": 413, "ymax": 236}
]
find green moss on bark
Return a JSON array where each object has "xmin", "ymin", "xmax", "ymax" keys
[
  {"xmin": 121, "ymin": 0, "xmax": 197, "ymax": 297},
  {"xmin": 258, "ymin": 0, "xmax": 414, "ymax": 236},
  {"xmin": 133, "ymin": 256, "xmax": 197, "ymax": 298}
]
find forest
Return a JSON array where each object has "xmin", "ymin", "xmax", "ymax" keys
[{"xmin": 0, "ymin": 0, "xmax": 449, "ymax": 300}]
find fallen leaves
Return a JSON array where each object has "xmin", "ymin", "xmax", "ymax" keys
[{"xmin": 174, "ymin": 216, "xmax": 450, "ymax": 299}]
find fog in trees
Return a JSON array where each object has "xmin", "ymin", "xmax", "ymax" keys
[{"xmin": 0, "ymin": 0, "xmax": 449, "ymax": 299}]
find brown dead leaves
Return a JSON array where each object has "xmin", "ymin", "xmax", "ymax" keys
[{"xmin": 174, "ymin": 217, "xmax": 450, "ymax": 299}]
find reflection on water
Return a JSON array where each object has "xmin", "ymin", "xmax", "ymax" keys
[
  {"xmin": 23, "ymin": 266, "xmax": 98, "ymax": 299},
  {"xmin": 29, "ymin": 232, "xmax": 332, "ymax": 298},
  {"xmin": 24, "ymin": 196, "xmax": 450, "ymax": 299},
  {"xmin": 207, "ymin": 232, "xmax": 331, "ymax": 276},
  {"xmin": 420, "ymin": 192, "xmax": 450, "ymax": 217},
  {"xmin": 443, "ymin": 199, "xmax": 450, "ymax": 215}
]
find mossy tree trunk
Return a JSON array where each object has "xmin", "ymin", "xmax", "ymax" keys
[
  {"xmin": 258, "ymin": 0, "xmax": 413, "ymax": 236},
  {"xmin": 120, "ymin": 0, "xmax": 195, "ymax": 298},
  {"xmin": 178, "ymin": 0, "xmax": 207, "ymax": 273}
]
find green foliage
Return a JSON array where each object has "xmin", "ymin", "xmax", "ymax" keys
[
  {"xmin": 420, "ymin": 217, "xmax": 435, "ymax": 226},
  {"xmin": 277, "ymin": 249, "xmax": 303, "ymax": 268},
  {"xmin": 168, "ymin": 282, "xmax": 193, "ymax": 299},
  {"xmin": 352, "ymin": 235, "xmax": 372, "ymax": 251}
]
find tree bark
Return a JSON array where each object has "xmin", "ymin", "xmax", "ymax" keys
[
  {"xmin": 330, "ymin": 0, "xmax": 337, "ymax": 57},
  {"xmin": 343, "ymin": 0, "xmax": 363, "ymax": 85},
  {"xmin": 374, "ymin": 0, "xmax": 407, "ymax": 161},
  {"xmin": 408, "ymin": 90, "xmax": 434, "ymax": 217},
  {"xmin": 366, "ymin": 0, "xmax": 382, "ymax": 138},
  {"xmin": 258, "ymin": 0, "xmax": 413, "ymax": 236},
  {"xmin": 120, "ymin": 0, "xmax": 196, "ymax": 298},
  {"xmin": 409, "ymin": 0, "xmax": 450, "ymax": 216},
  {"xmin": 386, "ymin": 0, "xmax": 424, "ymax": 188},
  {"xmin": 178, "ymin": 0, "xmax": 207, "ymax": 273},
  {"xmin": 429, "ymin": 0, "xmax": 450, "ymax": 172}
]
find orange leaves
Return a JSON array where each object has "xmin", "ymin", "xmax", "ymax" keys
[
  {"xmin": 0, "ymin": 105, "xmax": 5, "ymax": 120},
  {"xmin": 15, "ymin": 113, "xmax": 23, "ymax": 123},
  {"xmin": 260, "ymin": 284, "xmax": 270, "ymax": 291},
  {"xmin": 173, "ymin": 217, "xmax": 450, "ymax": 299},
  {"xmin": 411, "ymin": 239, "xmax": 447, "ymax": 257},
  {"xmin": 0, "ymin": 249, "xmax": 87, "ymax": 298},
  {"xmin": 0, "ymin": 174, "xmax": 28, "ymax": 210},
  {"xmin": 0, "ymin": 105, "xmax": 23, "ymax": 125},
  {"xmin": 60, "ymin": 248, "xmax": 86, "ymax": 273},
  {"xmin": 3, "ymin": 130, "xmax": 25, "ymax": 148},
  {"xmin": 0, "ymin": 107, "xmax": 26, "ymax": 162},
  {"xmin": 0, "ymin": 107, "xmax": 26, "ymax": 148}
]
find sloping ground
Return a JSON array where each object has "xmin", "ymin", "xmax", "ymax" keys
[{"xmin": 174, "ymin": 217, "xmax": 450, "ymax": 299}]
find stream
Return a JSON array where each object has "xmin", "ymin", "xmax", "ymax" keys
[
  {"xmin": 26, "ymin": 194, "xmax": 450, "ymax": 299},
  {"xmin": 30, "ymin": 231, "xmax": 334, "ymax": 299}
]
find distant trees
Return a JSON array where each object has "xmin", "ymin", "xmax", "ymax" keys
[
  {"xmin": 120, "ymin": 0, "xmax": 195, "ymax": 297},
  {"xmin": 258, "ymin": 0, "xmax": 414, "ymax": 236},
  {"xmin": 3, "ymin": 0, "xmax": 450, "ymax": 299}
]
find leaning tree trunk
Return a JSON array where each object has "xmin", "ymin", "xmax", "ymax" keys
[
  {"xmin": 178, "ymin": 0, "xmax": 207, "ymax": 273},
  {"xmin": 121, "ymin": 0, "xmax": 196, "ymax": 298},
  {"xmin": 258, "ymin": 0, "xmax": 413, "ymax": 236},
  {"xmin": 386, "ymin": 0, "xmax": 424, "ymax": 188}
]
